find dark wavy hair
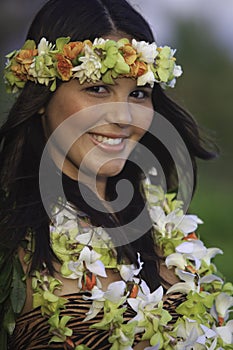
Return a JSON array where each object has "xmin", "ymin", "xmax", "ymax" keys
[{"xmin": 0, "ymin": 0, "xmax": 216, "ymax": 298}]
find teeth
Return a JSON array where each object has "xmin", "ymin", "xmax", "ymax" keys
[{"xmin": 92, "ymin": 134, "xmax": 123, "ymax": 145}]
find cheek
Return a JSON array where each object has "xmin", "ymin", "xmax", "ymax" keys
[{"xmin": 130, "ymin": 104, "xmax": 154, "ymax": 133}]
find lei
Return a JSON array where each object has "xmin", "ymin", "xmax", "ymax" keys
[
  {"xmin": 4, "ymin": 37, "xmax": 182, "ymax": 93},
  {"xmin": 0, "ymin": 182, "xmax": 233, "ymax": 350}
]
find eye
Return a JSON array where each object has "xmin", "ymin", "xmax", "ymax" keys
[
  {"xmin": 85, "ymin": 85, "xmax": 109, "ymax": 94},
  {"xmin": 130, "ymin": 89, "xmax": 150, "ymax": 100}
]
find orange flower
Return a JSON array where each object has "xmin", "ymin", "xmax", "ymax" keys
[
  {"xmin": 81, "ymin": 272, "xmax": 96, "ymax": 291},
  {"xmin": 183, "ymin": 232, "xmax": 198, "ymax": 241},
  {"xmin": 130, "ymin": 61, "xmax": 147, "ymax": 77},
  {"xmin": 218, "ymin": 316, "xmax": 224, "ymax": 326},
  {"xmin": 56, "ymin": 54, "xmax": 73, "ymax": 81},
  {"xmin": 129, "ymin": 284, "xmax": 139, "ymax": 298},
  {"xmin": 121, "ymin": 44, "xmax": 137, "ymax": 65},
  {"xmin": 64, "ymin": 337, "xmax": 75, "ymax": 350},
  {"xmin": 11, "ymin": 63, "xmax": 28, "ymax": 80},
  {"xmin": 15, "ymin": 49, "xmax": 38, "ymax": 64},
  {"xmin": 186, "ymin": 265, "xmax": 197, "ymax": 274},
  {"xmin": 63, "ymin": 42, "xmax": 84, "ymax": 60}
]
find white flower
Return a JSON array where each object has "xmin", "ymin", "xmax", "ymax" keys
[
  {"xmin": 148, "ymin": 167, "xmax": 158, "ymax": 176},
  {"xmin": 215, "ymin": 319, "xmax": 233, "ymax": 344},
  {"xmin": 119, "ymin": 253, "xmax": 143, "ymax": 281},
  {"xmin": 37, "ymin": 37, "xmax": 54, "ymax": 55},
  {"xmin": 202, "ymin": 248, "xmax": 223, "ymax": 266},
  {"xmin": 175, "ymin": 240, "xmax": 207, "ymax": 269},
  {"xmin": 149, "ymin": 206, "xmax": 202, "ymax": 238},
  {"xmin": 93, "ymin": 38, "xmax": 108, "ymax": 46},
  {"xmin": 83, "ymin": 281, "xmax": 127, "ymax": 321},
  {"xmin": 200, "ymin": 274, "xmax": 223, "ymax": 284},
  {"xmin": 104, "ymin": 281, "xmax": 127, "ymax": 303},
  {"xmin": 79, "ymin": 246, "xmax": 107, "ymax": 277},
  {"xmin": 132, "ymin": 39, "xmax": 158, "ymax": 63},
  {"xmin": 173, "ymin": 64, "xmax": 183, "ymax": 77},
  {"xmin": 72, "ymin": 44, "xmax": 101, "ymax": 84},
  {"xmin": 66, "ymin": 246, "xmax": 107, "ymax": 282},
  {"xmin": 75, "ymin": 228, "xmax": 112, "ymax": 249},
  {"xmin": 167, "ymin": 269, "xmax": 199, "ymax": 294},
  {"xmin": 175, "ymin": 318, "xmax": 216, "ymax": 350},
  {"xmin": 128, "ymin": 284, "xmax": 163, "ymax": 325},
  {"xmin": 67, "ymin": 260, "xmax": 84, "ymax": 282},
  {"xmin": 215, "ymin": 292, "xmax": 233, "ymax": 319},
  {"xmin": 165, "ymin": 252, "xmax": 187, "ymax": 270},
  {"xmin": 51, "ymin": 204, "xmax": 77, "ymax": 232},
  {"xmin": 137, "ymin": 65, "xmax": 156, "ymax": 87}
]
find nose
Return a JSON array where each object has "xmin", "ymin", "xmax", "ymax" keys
[{"xmin": 103, "ymin": 102, "xmax": 133, "ymax": 126}]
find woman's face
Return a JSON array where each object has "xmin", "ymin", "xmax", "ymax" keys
[{"xmin": 43, "ymin": 77, "xmax": 154, "ymax": 194}]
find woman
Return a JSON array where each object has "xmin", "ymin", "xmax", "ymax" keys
[{"xmin": 0, "ymin": 0, "xmax": 232, "ymax": 349}]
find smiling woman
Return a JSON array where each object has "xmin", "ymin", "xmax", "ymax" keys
[
  {"xmin": 0, "ymin": 0, "xmax": 232, "ymax": 349},
  {"xmin": 43, "ymin": 77, "xmax": 153, "ymax": 197}
]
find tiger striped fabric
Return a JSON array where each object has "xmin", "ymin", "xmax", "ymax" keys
[{"xmin": 9, "ymin": 292, "xmax": 185, "ymax": 349}]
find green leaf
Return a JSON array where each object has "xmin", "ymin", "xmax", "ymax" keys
[
  {"xmin": 60, "ymin": 315, "xmax": 72, "ymax": 328},
  {"xmin": 150, "ymin": 331, "xmax": 163, "ymax": 348},
  {"xmin": 22, "ymin": 39, "xmax": 36, "ymax": 50},
  {"xmin": 114, "ymin": 54, "xmax": 130, "ymax": 74},
  {"xmin": 0, "ymin": 328, "xmax": 8, "ymax": 350},
  {"xmin": 102, "ymin": 71, "xmax": 115, "ymax": 85},
  {"xmin": 117, "ymin": 38, "xmax": 130, "ymax": 47},
  {"xmin": 3, "ymin": 303, "xmax": 15, "ymax": 335},
  {"xmin": 10, "ymin": 256, "xmax": 26, "ymax": 314},
  {"xmin": 56, "ymin": 37, "xmax": 71, "ymax": 51},
  {"xmin": 49, "ymin": 335, "xmax": 65, "ymax": 343}
]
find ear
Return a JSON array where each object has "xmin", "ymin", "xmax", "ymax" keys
[{"xmin": 38, "ymin": 107, "xmax": 45, "ymax": 115}]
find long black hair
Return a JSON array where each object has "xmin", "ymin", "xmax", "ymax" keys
[{"xmin": 0, "ymin": 0, "xmax": 216, "ymax": 295}]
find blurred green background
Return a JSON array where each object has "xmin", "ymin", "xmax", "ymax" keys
[{"xmin": 0, "ymin": 0, "xmax": 232, "ymax": 281}]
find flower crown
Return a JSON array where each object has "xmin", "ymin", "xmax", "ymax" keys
[{"xmin": 4, "ymin": 36, "xmax": 183, "ymax": 93}]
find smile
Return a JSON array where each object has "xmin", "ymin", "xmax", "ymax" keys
[
  {"xmin": 88, "ymin": 133, "xmax": 127, "ymax": 153},
  {"xmin": 91, "ymin": 134, "xmax": 123, "ymax": 145}
]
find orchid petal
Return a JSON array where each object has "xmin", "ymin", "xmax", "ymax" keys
[{"xmin": 165, "ymin": 253, "xmax": 187, "ymax": 269}]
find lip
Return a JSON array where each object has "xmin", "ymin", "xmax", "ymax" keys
[
  {"xmin": 88, "ymin": 132, "xmax": 128, "ymax": 153},
  {"xmin": 88, "ymin": 132, "xmax": 129, "ymax": 139}
]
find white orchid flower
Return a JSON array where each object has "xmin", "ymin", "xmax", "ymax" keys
[
  {"xmin": 176, "ymin": 319, "xmax": 203, "ymax": 350},
  {"xmin": 79, "ymin": 246, "xmax": 107, "ymax": 277},
  {"xmin": 215, "ymin": 292, "xmax": 233, "ymax": 320},
  {"xmin": 83, "ymin": 281, "xmax": 127, "ymax": 321},
  {"xmin": 167, "ymin": 269, "xmax": 199, "ymax": 294},
  {"xmin": 128, "ymin": 284, "xmax": 164, "ymax": 324},
  {"xmin": 132, "ymin": 39, "xmax": 158, "ymax": 63},
  {"xmin": 175, "ymin": 240, "xmax": 207, "ymax": 270},
  {"xmin": 176, "ymin": 318, "xmax": 216, "ymax": 350},
  {"xmin": 200, "ymin": 274, "xmax": 223, "ymax": 284},
  {"xmin": 119, "ymin": 253, "xmax": 143, "ymax": 281},
  {"xmin": 214, "ymin": 319, "xmax": 233, "ymax": 345},
  {"xmin": 66, "ymin": 246, "xmax": 107, "ymax": 281},
  {"xmin": 52, "ymin": 205, "xmax": 77, "ymax": 226},
  {"xmin": 202, "ymin": 248, "xmax": 223, "ymax": 266},
  {"xmin": 75, "ymin": 228, "xmax": 112, "ymax": 249},
  {"xmin": 165, "ymin": 252, "xmax": 187, "ymax": 270},
  {"xmin": 150, "ymin": 206, "xmax": 202, "ymax": 238},
  {"xmin": 67, "ymin": 260, "xmax": 84, "ymax": 281},
  {"xmin": 172, "ymin": 214, "xmax": 203, "ymax": 235}
]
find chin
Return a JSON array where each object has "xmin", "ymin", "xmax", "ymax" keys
[{"xmin": 98, "ymin": 160, "xmax": 126, "ymax": 177}]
